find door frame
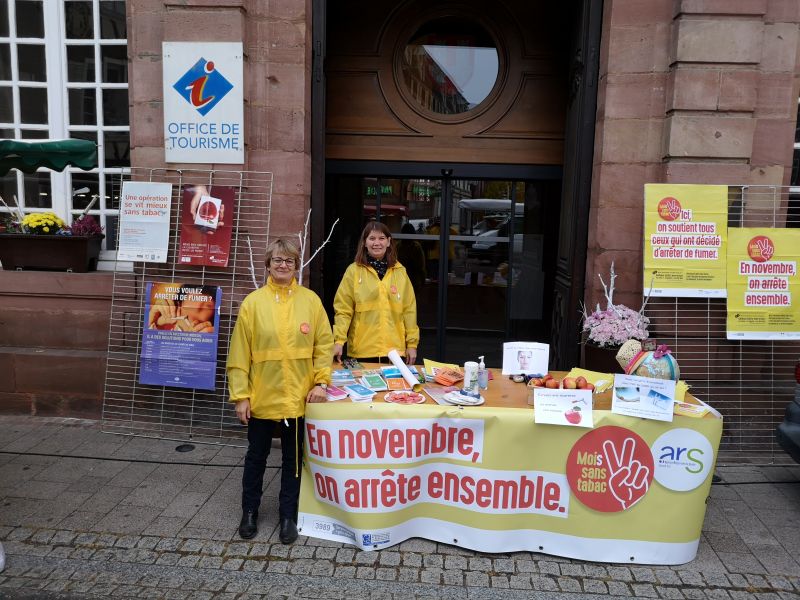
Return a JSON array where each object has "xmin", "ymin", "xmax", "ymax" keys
[{"xmin": 325, "ymin": 161, "xmax": 562, "ymax": 359}]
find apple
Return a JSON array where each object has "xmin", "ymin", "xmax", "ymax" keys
[
  {"xmin": 575, "ymin": 376, "xmax": 587, "ymax": 388},
  {"xmin": 564, "ymin": 407, "xmax": 582, "ymax": 424},
  {"xmin": 562, "ymin": 377, "xmax": 577, "ymax": 389},
  {"xmin": 582, "ymin": 382, "xmax": 595, "ymax": 392},
  {"xmin": 542, "ymin": 373, "xmax": 553, "ymax": 382},
  {"xmin": 545, "ymin": 378, "xmax": 560, "ymax": 389},
  {"xmin": 529, "ymin": 378, "xmax": 544, "ymax": 387}
]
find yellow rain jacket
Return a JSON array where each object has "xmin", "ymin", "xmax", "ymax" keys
[
  {"xmin": 227, "ymin": 277, "xmax": 333, "ymax": 420},
  {"xmin": 333, "ymin": 262, "xmax": 419, "ymax": 358}
]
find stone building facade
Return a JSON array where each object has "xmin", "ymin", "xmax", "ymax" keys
[{"xmin": 1, "ymin": 0, "xmax": 799, "ymax": 418}]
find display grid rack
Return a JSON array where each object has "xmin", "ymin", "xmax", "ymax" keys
[
  {"xmin": 644, "ymin": 185, "xmax": 800, "ymax": 465},
  {"xmin": 101, "ymin": 168, "xmax": 273, "ymax": 446}
]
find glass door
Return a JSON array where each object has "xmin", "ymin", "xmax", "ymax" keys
[{"xmin": 323, "ymin": 172, "xmax": 557, "ymax": 364}]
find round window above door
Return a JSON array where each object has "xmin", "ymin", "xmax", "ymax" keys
[{"xmin": 397, "ymin": 16, "xmax": 501, "ymax": 120}]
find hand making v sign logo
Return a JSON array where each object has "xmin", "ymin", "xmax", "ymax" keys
[{"xmin": 566, "ymin": 426, "xmax": 655, "ymax": 513}]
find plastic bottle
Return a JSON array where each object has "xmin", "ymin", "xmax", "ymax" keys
[
  {"xmin": 463, "ymin": 361, "xmax": 479, "ymax": 397},
  {"xmin": 477, "ymin": 355, "xmax": 488, "ymax": 390}
]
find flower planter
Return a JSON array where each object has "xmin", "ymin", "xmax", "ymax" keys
[
  {"xmin": 0, "ymin": 233, "xmax": 104, "ymax": 272},
  {"xmin": 580, "ymin": 342, "xmax": 623, "ymax": 374}
]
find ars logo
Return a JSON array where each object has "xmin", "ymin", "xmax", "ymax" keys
[
  {"xmin": 173, "ymin": 58, "xmax": 233, "ymax": 116},
  {"xmin": 651, "ymin": 428, "xmax": 714, "ymax": 492},
  {"xmin": 747, "ymin": 235, "xmax": 774, "ymax": 263}
]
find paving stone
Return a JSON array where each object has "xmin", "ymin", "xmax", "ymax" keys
[
  {"xmin": 266, "ymin": 560, "xmax": 289, "ymax": 573},
  {"xmin": 747, "ymin": 575, "xmax": 770, "ymax": 588},
  {"xmin": 202, "ymin": 541, "xmax": 225, "ymax": 556},
  {"xmin": 333, "ymin": 565, "xmax": 356, "ymax": 578},
  {"xmin": 375, "ymin": 566, "xmax": 396, "ymax": 581},
  {"xmin": 491, "ymin": 575, "xmax": 510, "ymax": 588},
  {"xmin": 560, "ymin": 563, "xmax": 586, "ymax": 577},
  {"xmin": 494, "ymin": 558, "xmax": 515, "ymax": 573},
  {"xmin": 653, "ymin": 570, "xmax": 682, "ymax": 586},
  {"xmin": 632, "ymin": 583, "xmax": 659, "ymax": 597},
  {"xmin": 704, "ymin": 573, "xmax": 731, "ymax": 587},
  {"xmin": 442, "ymin": 569, "xmax": 463, "ymax": 586},
  {"xmin": 155, "ymin": 538, "xmax": 182, "ymax": 552},
  {"xmin": 584, "ymin": 578, "xmax": 609, "ymax": 594},
  {"xmin": 378, "ymin": 552, "xmax": 401, "ymax": 566},
  {"xmin": 509, "ymin": 574, "xmax": 532, "ymax": 589},
  {"xmin": 682, "ymin": 589, "xmax": 706, "ymax": 600},
  {"xmin": 6, "ymin": 528, "xmax": 34, "ymax": 541},
  {"xmin": 766, "ymin": 576, "xmax": 794, "ymax": 591},
  {"xmin": 221, "ymin": 558, "xmax": 243, "ymax": 570},
  {"xmin": 289, "ymin": 545, "xmax": 315, "ymax": 559},
  {"xmin": 115, "ymin": 535, "xmax": 138, "ymax": 548},
  {"xmin": 398, "ymin": 538, "xmax": 437, "ymax": 553},
  {"xmin": 423, "ymin": 554, "xmax": 443, "ymax": 568},
  {"xmin": 403, "ymin": 552, "xmax": 422, "ymax": 567},
  {"xmin": 420, "ymin": 568, "xmax": 442, "ymax": 584},
  {"xmin": 559, "ymin": 576, "xmax": 583, "ymax": 593},
  {"xmin": 465, "ymin": 571, "xmax": 490, "ymax": 587},
  {"xmin": 397, "ymin": 566, "xmax": 419, "ymax": 582},
  {"xmin": 356, "ymin": 566, "xmax": 376, "ymax": 579},
  {"xmin": 538, "ymin": 561, "xmax": 561, "ymax": 576},
  {"xmin": 633, "ymin": 568, "xmax": 659, "ymax": 583},
  {"xmin": 50, "ymin": 531, "xmax": 78, "ymax": 545},
  {"xmin": 268, "ymin": 544, "xmax": 290, "ymax": 559},
  {"xmin": 680, "ymin": 572, "xmax": 706, "ymax": 586},
  {"xmin": 225, "ymin": 542, "xmax": 250, "ymax": 557},
  {"xmin": 48, "ymin": 546, "xmax": 73, "ymax": 558},
  {"xmin": 607, "ymin": 581, "xmax": 634, "ymax": 596},
  {"xmin": 177, "ymin": 555, "xmax": 201, "ymax": 567},
  {"xmin": 335, "ymin": 548, "xmax": 355, "ymax": 563}
]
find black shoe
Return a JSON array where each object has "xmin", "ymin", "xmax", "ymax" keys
[
  {"xmin": 239, "ymin": 510, "xmax": 258, "ymax": 539},
  {"xmin": 279, "ymin": 516, "xmax": 298, "ymax": 544}
]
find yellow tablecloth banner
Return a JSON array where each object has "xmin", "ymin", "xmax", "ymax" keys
[{"xmin": 299, "ymin": 402, "xmax": 722, "ymax": 565}]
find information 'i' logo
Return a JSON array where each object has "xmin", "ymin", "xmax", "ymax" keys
[{"xmin": 173, "ymin": 58, "xmax": 233, "ymax": 116}]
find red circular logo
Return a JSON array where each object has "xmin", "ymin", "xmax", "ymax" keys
[
  {"xmin": 390, "ymin": 285, "xmax": 398, "ymax": 295},
  {"xmin": 747, "ymin": 236, "xmax": 774, "ymax": 263},
  {"xmin": 657, "ymin": 197, "xmax": 682, "ymax": 221},
  {"xmin": 300, "ymin": 322, "xmax": 310, "ymax": 335},
  {"xmin": 566, "ymin": 426, "xmax": 654, "ymax": 513}
]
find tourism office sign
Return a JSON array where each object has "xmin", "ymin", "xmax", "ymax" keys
[{"xmin": 162, "ymin": 42, "xmax": 244, "ymax": 164}]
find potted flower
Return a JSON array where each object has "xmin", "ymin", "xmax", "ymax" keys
[
  {"xmin": 0, "ymin": 210, "xmax": 104, "ymax": 272},
  {"xmin": 581, "ymin": 262, "xmax": 651, "ymax": 372}
]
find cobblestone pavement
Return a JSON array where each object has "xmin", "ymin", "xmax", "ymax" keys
[{"xmin": 1, "ymin": 417, "xmax": 799, "ymax": 599}]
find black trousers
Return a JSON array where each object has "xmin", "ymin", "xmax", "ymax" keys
[{"xmin": 241, "ymin": 417, "xmax": 304, "ymax": 519}]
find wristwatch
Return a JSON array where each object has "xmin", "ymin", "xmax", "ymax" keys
[{"xmin": 318, "ymin": 383, "xmax": 328, "ymax": 390}]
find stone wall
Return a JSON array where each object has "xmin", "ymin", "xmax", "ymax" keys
[
  {"xmin": 0, "ymin": 271, "xmax": 114, "ymax": 418},
  {"xmin": 587, "ymin": 0, "xmax": 800, "ymax": 310},
  {"xmin": 128, "ymin": 0, "xmax": 312, "ymax": 238}
]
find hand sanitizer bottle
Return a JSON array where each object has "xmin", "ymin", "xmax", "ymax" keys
[{"xmin": 477, "ymin": 355, "xmax": 488, "ymax": 390}]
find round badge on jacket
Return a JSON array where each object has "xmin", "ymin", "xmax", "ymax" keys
[
  {"xmin": 300, "ymin": 322, "xmax": 310, "ymax": 334},
  {"xmin": 390, "ymin": 285, "xmax": 398, "ymax": 295}
]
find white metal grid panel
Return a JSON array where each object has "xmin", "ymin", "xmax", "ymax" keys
[
  {"xmin": 644, "ymin": 185, "xmax": 800, "ymax": 465},
  {"xmin": 101, "ymin": 168, "xmax": 273, "ymax": 446}
]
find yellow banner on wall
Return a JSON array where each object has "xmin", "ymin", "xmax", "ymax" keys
[
  {"xmin": 643, "ymin": 184, "xmax": 728, "ymax": 297},
  {"xmin": 726, "ymin": 228, "xmax": 800, "ymax": 340},
  {"xmin": 298, "ymin": 402, "xmax": 722, "ymax": 565}
]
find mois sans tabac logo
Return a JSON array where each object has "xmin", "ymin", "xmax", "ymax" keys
[{"xmin": 172, "ymin": 58, "xmax": 233, "ymax": 116}]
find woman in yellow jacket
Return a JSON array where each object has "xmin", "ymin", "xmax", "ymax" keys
[
  {"xmin": 227, "ymin": 238, "xmax": 333, "ymax": 543},
  {"xmin": 333, "ymin": 221, "xmax": 419, "ymax": 364}
]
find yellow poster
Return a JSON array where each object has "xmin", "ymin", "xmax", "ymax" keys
[
  {"xmin": 298, "ymin": 402, "xmax": 722, "ymax": 564},
  {"xmin": 643, "ymin": 184, "xmax": 728, "ymax": 297},
  {"xmin": 726, "ymin": 228, "xmax": 800, "ymax": 340}
]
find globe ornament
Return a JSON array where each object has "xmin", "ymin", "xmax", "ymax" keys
[{"xmin": 615, "ymin": 340, "xmax": 681, "ymax": 382}]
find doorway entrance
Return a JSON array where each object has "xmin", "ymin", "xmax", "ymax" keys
[{"xmin": 322, "ymin": 164, "xmax": 561, "ymax": 365}]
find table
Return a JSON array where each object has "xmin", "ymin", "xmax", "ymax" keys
[{"xmin": 297, "ymin": 367, "xmax": 722, "ymax": 565}]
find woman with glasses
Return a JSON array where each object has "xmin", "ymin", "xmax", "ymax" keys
[
  {"xmin": 333, "ymin": 221, "xmax": 419, "ymax": 365},
  {"xmin": 227, "ymin": 238, "xmax": 333, "ymax": 543}
]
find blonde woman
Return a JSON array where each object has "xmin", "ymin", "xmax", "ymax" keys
[{"xmin": 227, "ymin": 238, "xmax": 333, "ymax": 543}]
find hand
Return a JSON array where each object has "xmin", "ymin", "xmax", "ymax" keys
[
  {"xmin": 148, "ymin": 301, "xmax": 176, "ymax": 329},
  {"xmin": 306, "ymin": 385, "xmax": 328, "ymax": 403},
  {"xmin": 333, "ymin": 343, "xmax": 344, "ymax": 364},
  {"xmin": 602, "ymin": 438, "xmax": 650, "ymax": 510},
  {"xmin": 235, "ymin": 399, "xmax": 251, "ymax": 425},
  {"xmin": 405, "ymin": 348, "xmax": 417, "ymax": 365}
]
